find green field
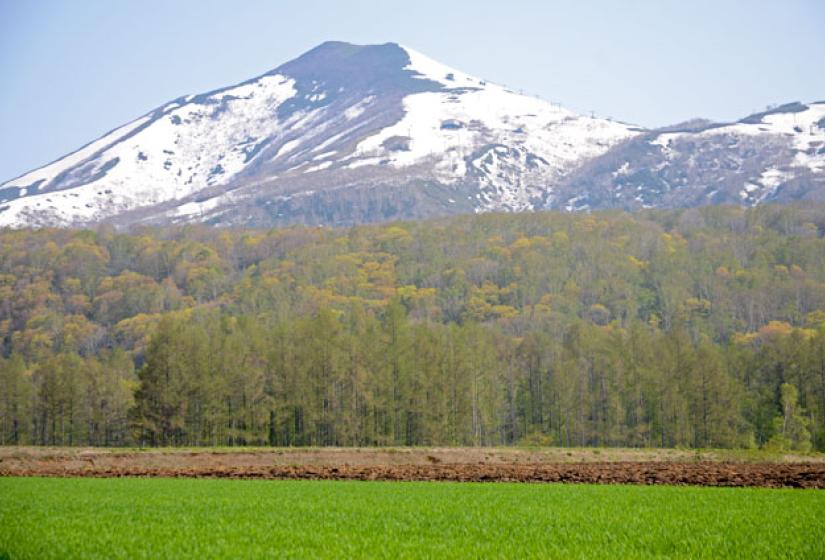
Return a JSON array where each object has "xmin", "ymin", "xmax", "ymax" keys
[{"xmin": 1, "ymin": 478, "xmax": 824, "ymax": 559}]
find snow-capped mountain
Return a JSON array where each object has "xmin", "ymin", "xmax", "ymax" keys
[
  {"xmin": 551, "ymin": 101, "xmax": 825, "ymax": 211},
  {"xmin": 1, "ymin": 42, "xmax": 824, "ymax": 229},
  {"xmin": 0, "ymin": 41, "xmax": 637, "ymax": 227}
]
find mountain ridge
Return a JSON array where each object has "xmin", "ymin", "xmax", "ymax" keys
[{"xmin": 1, "ymin": 41, "xmax": 823, "ymax": 228}]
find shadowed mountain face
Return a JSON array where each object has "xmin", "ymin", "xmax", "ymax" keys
[
  {"xmin": 1, "ymin": 41, "xmax": 824, "ymax": 228},
  {"xmin": 274, "ymin": 41, "xmax": 443, "ymax": 106}
]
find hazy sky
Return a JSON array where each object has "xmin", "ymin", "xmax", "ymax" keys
[{"xmin": 2, "ymin": 0, "xmax": 824, "ymax": 181}]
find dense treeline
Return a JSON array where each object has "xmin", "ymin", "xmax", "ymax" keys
[{"xmin": 1, "ymin": 205, "xmax": 825, "ymax": 450}]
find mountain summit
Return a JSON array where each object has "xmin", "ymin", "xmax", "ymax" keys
[{"xmin": 1, "ymin": 42, "xmax": 824, "ymax": 228}]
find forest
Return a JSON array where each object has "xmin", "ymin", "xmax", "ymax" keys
[{"xmin": 1, "ymin": 204, "xmax": 825, "ymax": 451}]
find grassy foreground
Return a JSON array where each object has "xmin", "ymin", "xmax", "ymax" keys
[{"xmin": 1, "ymin": 478, "xmax": 824, "ymax": 559}]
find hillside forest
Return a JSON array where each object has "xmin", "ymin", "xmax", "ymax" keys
[{"xmin": 1, "ymin": 205, "xmax": 825, "ymax": 451}]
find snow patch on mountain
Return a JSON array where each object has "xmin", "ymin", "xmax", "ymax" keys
[
  {"xmin": 5, "ymin": 116, "xmax": 152, "ymax": 193},
  {"xmin": 740, "ymin": 168, "xmax": 793, "ymax": 204},
  {"xmin": 1, "ymin": 74, "xmax": 300, "ymax": 226},
  {"xmin": 650, "ymin": 102, "xmax": 825, "ymax": 177},
  {"xmin": 402, "ymin": 46, "xmax": 482, "ymax": 88},
  {"xmin": 350, "ymin": 49, "xmax": 636, "ymax": 209}
]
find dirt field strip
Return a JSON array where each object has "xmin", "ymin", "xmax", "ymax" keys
[
  {"xmin": 2, "ymin": 447, "xmax": 824, "ymax": 488},
  {"xmin": 2, "ymin": 461, "xmax": 825, "ymax": 488}
]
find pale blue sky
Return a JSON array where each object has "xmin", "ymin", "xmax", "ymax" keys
[{"xmin": 2, "ymin": 0, "xmax": 824, "ymax": 182}]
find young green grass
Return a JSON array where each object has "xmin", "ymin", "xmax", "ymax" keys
[{"xmin": 1, "ymin": 477, "xmax": 823, "ymax": 559}]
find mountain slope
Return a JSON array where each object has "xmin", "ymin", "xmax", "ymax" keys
[
  {"xmin": 551, "ymin": 101, "xmax": 825, "ymax": 211},
  {"xmin": 2, "ymin": 42, "xmax": 823, "ymax": 228},
  {"xmin": 0, "ymin": 41, "xmax": 637, "ymax": 227}
]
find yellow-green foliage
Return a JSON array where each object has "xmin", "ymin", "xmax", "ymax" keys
[{"xmin": 2, "ymin": 205, "xmax": 825, "ymax": 449}]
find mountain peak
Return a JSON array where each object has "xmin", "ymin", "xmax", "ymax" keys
[
  {"xmin": 274, "ymin": 41, "xmax": 424, "ymax": 87},
  {"xmin": 282, "ymin": 40, "xmax": 404, "ymax": 66},
  {"xmin": 301, "ymin": 40, "xmax": 403, "ymax": 55}
]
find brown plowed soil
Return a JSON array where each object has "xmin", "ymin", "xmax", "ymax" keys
[
  {"xmin": 2, "ymin": 462, "xmax": 824, "ymax": 488},
  {"xmin": 1, "ymin": 447, "xmax": 824, "ymax": 488}
]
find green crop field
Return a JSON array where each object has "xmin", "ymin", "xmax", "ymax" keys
[{"xmin": 1, "ymin": 478, "xmax": 824, "ymax": 559}]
